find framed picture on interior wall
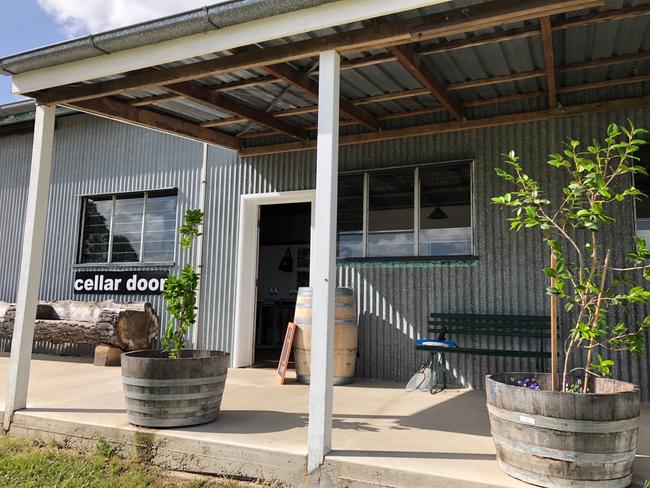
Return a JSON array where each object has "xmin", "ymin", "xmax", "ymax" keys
[
  {"xmin": 297, "ymin": 270, "xmax": 310, "ymax": 288},
  {"xmin": 297, "ymin": 247, "xmax": 310, "ymax": 268}
]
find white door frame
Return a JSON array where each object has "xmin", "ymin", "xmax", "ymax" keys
[{"xmin": 232, "ymin": 189, "xmax": 316, "ymax": 368}]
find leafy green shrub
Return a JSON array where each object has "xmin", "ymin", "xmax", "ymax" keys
[
  {"xmin": 161, "ymin": 209, "xmax": 203, "ymax": 358},
  {"xmin": 493, "ymin": 122, "xmax": 650, "ymax": 392}
]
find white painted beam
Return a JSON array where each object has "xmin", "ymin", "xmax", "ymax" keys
[
  {"xmin": 307, "ymin": 50, "xmax": 340, "ymax": 473},
  {"xmin": 11, "ymin": 0, "xmax": 449, "ymax": 95},
  {"xmin": 3, "ymin": 104, "xmax": 56, "ymax": 431}
]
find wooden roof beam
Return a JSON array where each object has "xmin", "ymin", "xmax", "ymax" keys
[
  {"xmin": 35, "ymin": 0, "xmax": 604, "ymax": 105},
  {"xmin": 68, "ymin": 97, "xmax": 240, "ymax": 150},
  {"xmin": 360, "ymin": 17, "xmax": 463, "ymax": 120},
  {"xmin": 240, "ymin": 94, "xmax": 650, "ymax": 156},
  {"xmin": 226, "ymin": 45, "xmax": 379, "ymax": 131},
  {"xmin": 128, "ymin": 93, "xmax": 183, "ymax": 106},
  {"xmin": 239, "ymin": 92, "xmax": 546, "ymax": 139},
  {"xmin": 200, "ymin": 116, "xmax": 247, "ymax": 128},
  {"xmin": 196, "ymin": 47, "xmax": 650, "ymax": 128},
  {"xmin": 164, "ymin": 81, "xmax": 308, "ymax": 141},
  {"xmin": 262, "ymin": 61, "xmax": 379, "ymax": 131},
  {"xmin": 387, "ymin": 44, "xmax": 463, "ymax": 121},
  {"xmin": 540, "ymin": 17, "xmax": 558, "ymax": 107}
]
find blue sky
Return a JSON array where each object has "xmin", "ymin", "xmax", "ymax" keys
[
  {"xmin": 0, "ymin": 2, "xmax": 66, "ymax": 104},
  {"xmin": 0, "ymin": 0, "xmax": 212, "ymax": 105}
]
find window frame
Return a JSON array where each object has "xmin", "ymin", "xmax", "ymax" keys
[
  {"xmin": 633, "ymin": 150, "xmax": 650, "ymax": 244},
  {"xmin": 75, "ymin": 187, "xmax": 179, "ymax": 267},
  {"xmin": 337, "ymin": 160, "xmax": 475, "ymax": 260}
]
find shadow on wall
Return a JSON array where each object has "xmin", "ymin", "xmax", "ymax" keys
[{"xmin": 343, "ymin": 264, "xmax": 545, "ymax": 389}]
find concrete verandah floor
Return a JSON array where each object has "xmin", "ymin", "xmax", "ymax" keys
[{"xmin": 0, "ymin": 356, "xmax": 648, "ymax": 487}]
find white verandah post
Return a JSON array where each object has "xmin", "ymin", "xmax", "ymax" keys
[
  {"xmin": 307, "ymin": 49, "xmax": 340, "ymax": 472},
  {"xmin": 3, "ymin": 104, "xmax": 56, "ymax": 431}
]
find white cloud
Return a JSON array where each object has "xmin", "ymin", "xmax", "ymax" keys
[{"xmin": 38, "ymin": 0, "xmax": 220, "ymax": 37}]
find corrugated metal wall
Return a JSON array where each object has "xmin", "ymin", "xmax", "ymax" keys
[
  {"xmin": 0, "ymin": 114, "xmax": 236, "ymax": 355},
  {"xmin": 243, "ymin": 107, "xmax": 650, "ymax": 399},
  {"xmin": 1, "ymin": 107, "xmax": 649, "ymax": 399}
]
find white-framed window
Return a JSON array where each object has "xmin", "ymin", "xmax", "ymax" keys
[
  {"xmin": 77, "ymin": 189, "xmax": 178, "ymax": 264},
  {"xmin": 336, "ymin": 161, "xmax": 473, "ymax": 258}
]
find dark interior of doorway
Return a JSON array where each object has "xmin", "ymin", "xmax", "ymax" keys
[{"xmin": 254, "ymin": 202, "xmax": 311, "ymax": 367}]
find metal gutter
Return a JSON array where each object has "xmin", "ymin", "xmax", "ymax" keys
[{"xmin": 0, "ymin": 0, "xmax": 338, "ymax": 76}]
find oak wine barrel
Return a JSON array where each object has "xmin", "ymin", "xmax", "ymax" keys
[
  {"xmin": 293, "ymin": 287, "xmax": 358, "ymax": 385},
  {"xmin": 122, "ymin": 350, "xmax": 229, "ymax": 428},
  {"xmin": 486, "ymin": 373, "xmax": 639, "ymax": 488}
]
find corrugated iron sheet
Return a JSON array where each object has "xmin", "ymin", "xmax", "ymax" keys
[{"xmin": 0, "ymin": 102, "xmax": 649, "ymax": 399}]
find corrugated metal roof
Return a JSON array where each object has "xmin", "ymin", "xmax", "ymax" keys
[
  {"xmin": 2, "ymin": 0, "xmax": 650, "ymax": 148},
  {"xmin": 0, "ymin": 0, "xmax": 339, "ymax": 75}
]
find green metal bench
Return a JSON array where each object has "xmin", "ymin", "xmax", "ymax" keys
[{"xmin": 415, "ymin": 313, "xmax": 552, "ymax": 391}]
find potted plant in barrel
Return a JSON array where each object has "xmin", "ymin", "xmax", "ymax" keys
[
  {"xmin": 121, "ymin": 209, "xmax": 229, "ymax": 428},
  {"xmin": 489, "ymin": 122, "xmax": 650, "ymax": 487}
]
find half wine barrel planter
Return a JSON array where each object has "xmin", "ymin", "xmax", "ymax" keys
[
  {"xmin": 293, "ymin": 287, "xmax": 358, "ymax": 385},
  {"xmin": 121, "ymin": 350, "xmax": 229, "ymax": 428},
  {"xmin": 486, "ymin": 373, "xmax": 640, "ymax": 488}
]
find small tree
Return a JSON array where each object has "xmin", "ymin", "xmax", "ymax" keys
[
  {"xmin": 492, "ymin": 122, "xmax": 650, "ymax": 393},
  {"xmin": 161, "ymin": 208, "xmax": 203, "ymax": 359}
]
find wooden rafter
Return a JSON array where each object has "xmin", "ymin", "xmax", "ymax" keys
[
  {"xmin": 200, "ymin": 117, "xmax": 247, "ymax": 128},
  {"xmin": 238, "ymin": 92, "xmax": 547, "ymax": 139},
  {"xmin": 261, "ymin": 61, "xmax": 379, "ymax": 131},
  {"xmin": 239, "ymin": 95, "xmax": 650, "ymax": 156},
  {"xmin": 540, "ymin": 17, "xmax": 558, "ymax": 107},
  {"xmin": 409, "ymin": 0, "xmax": 602, "ymax": 40},
  {"xmin": 226, "ymin": 46, "xmax": 379, "ymax": 130},
  {"xmin": 34, "ymin": 0, "xmax": 604, "ymax": 105},
  {"xmin": 213, "ymin": 75, "xmax": 277, "ymax": 92},
  {"xmin": 234, "ymin": 67, "xmax": 650, "ymax": 141},
  {"xmin": 126, "ymin": 3, "xmax": 650, "ymax": 108},
  {"xmin": 164, "ymin": 81, "xmax": 308, "ymax": 141},
  {"xmin": 417, "ymin": 4, "xmax": 650, "ymax": 56},
  {"xmin": 387, "ymin": 44, "xmax": 463, "ymax": 120},
  {"xmin": 67, "ymin": 97, "xmax": 240, "ymax": 150},
  {"xmin": 194, "ymin": 45, "xmax": 650, "ymax": 131},
  {"xmin": 558, "ymin": 73, "xmax": 650, "ymax": 93},
  {"xmin": 129, "ymin": 93, "xmax": 182, "ymax": 106}
]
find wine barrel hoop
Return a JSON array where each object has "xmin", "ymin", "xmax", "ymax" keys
[
  {"xmin": 498, "ymin": 462, "xmax": 632, "ymax": 488},
  {"xmin": 487, "ymin": 403, "xmax": 639, "ymax": 433},
  {"xmin": 122, "ymin": 374, "xmax": 227, "ymax": 387},
  {"xmin": 493, "ymin": 434, "xmax": 635, "ymax": 464}
]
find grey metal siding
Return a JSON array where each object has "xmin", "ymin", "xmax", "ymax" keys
[
  {"xmin": 0, "ymin": 131, "xmax": 31, "ymax": 301},
  {"xmin": 1, "ymin": 107, "xmax": 649, "ymax": 400},
  {"xmin": 244, "ymin": 107, "xmax": 650, "ymax": 399},
  {"xmin": 0, "ymin": 114, "xmax": 235, "ymax": 355}
]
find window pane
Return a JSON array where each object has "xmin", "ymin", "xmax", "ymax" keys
[
  {"xmin": 143, "ymin": 194, "xmax": 177, "ymax": 262},
  {"xmin": 111, "ymin": 196, "xmax": 144, "ymax": 263},
  {"xmin": 636, "ymin": 152, "xmax": 650, "ymax": 244},
  {"xmin": 368, "ymin": 169, "xmax": 414, "ymax": 257},
  {"xmin": 419, "ymin": 163, "xmax": 472, "ymax": 256},
  {"xmin": 79, "ymin": 198, "xmax": 112, "ymax": 263},
  {"xmin": 337, "ymin": 174, "xmax": 364, "ymax": 257}
]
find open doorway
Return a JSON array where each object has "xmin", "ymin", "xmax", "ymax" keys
[
  {"xmin": 233, "ymin": 190, "xmax": 315, "ymax": 369},
  {"xmin": 253, "ymin": 202, "xmax": 311, "ymax": 366}
]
